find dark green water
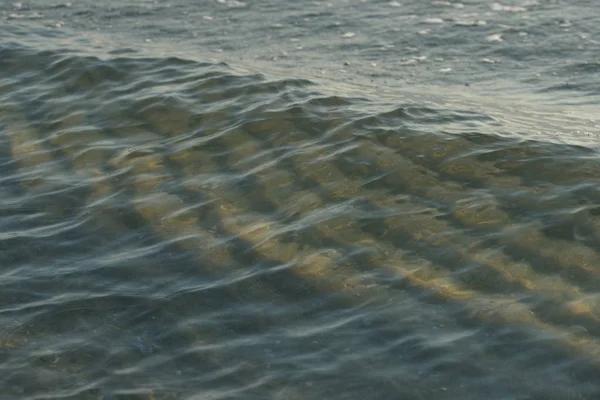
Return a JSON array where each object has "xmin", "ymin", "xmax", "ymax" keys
[{"xmin": 1, "ymin": 1, "xmax": 600, "ymax": 399}]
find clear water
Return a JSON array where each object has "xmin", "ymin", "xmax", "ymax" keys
[{"xmin": 1, "ymin": 1, "xmax": 600, "ymax": 399}]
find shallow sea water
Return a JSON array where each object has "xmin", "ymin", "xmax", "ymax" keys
[{"xmin": 2, "ymin": 1, "xmax": 600, "ymax": 399}]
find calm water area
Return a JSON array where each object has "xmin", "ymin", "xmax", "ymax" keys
[{"xmin": 2, "ymin": 1, "xmax": 600, "ymax": 399}]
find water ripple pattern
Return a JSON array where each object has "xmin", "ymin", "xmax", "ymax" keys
[{"xmin": 1, "ymin": 43, "xmax": 600, "ymax": 400}]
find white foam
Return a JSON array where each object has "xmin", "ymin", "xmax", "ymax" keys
[
  {"xmin": 422, "ymin": 18, "xmax": 445, "ymax": 24},
  {"xmin": 491, "ymin": 3, "xmax": 527, "ymax": 12}
]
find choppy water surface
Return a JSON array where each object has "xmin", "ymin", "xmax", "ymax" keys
[{"xmin": 2, "ymin": 1, "xmax": 600, "ymax": 399}]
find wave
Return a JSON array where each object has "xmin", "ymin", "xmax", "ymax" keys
[{"xmin": 1, "ymin": 41, "xmax": 600, "ymax": 399}]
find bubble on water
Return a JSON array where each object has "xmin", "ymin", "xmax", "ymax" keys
[
  {"xmin": 203, "ymin": 15, "xmax": 214, "ymax": 20},
  {"xmin": 491, "ymin": 3, "xmax": 527, "ymax": 12},
  {"xmin": 399, "ymin": 55, "xmax": 427, "ymax": 65},
  {"xmin": 480, "ymin": 58, "xmax": 497, "ymax": 64},
  {"xmin": 7, "ymin": 12, "xmax": 43, "ymax": 19},
  {"xmin": 47, "ymin": 21, "xmax": 65, "ymax": 28},
  {"xmin": 422, "ymin": 17, "xmax": 445, "ymax": 24},
  {"xmin": 454, "ymin": 19, "xmax": 487, "ymax": 26},
  {"xmin": 433, "ymin": 1, "xmax": 464, "ymax": 8},
  {"xmin": 486, "ymin": 33, "xmax": 503, "ymax": 42},
  {"xmin": 388, "ymin": 1, "xmax": 402, "ymax": 6},
  {"xmin": 558, "ymin": 19, "xmax": 572, "ymax": 28},
  {"xmin": 439, "ymin": 67, "xmax": 452, "ymax": 73},
  {"xmin": 341, "ymin": 32, "xmax": 356, "ymax": 38},
  {"xmin": 217, "ymin": 0, "xmax": 247, "ymax": 8}
]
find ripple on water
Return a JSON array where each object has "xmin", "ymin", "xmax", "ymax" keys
[{"xmin": 1, "ymin": 41, "xmax": 600, "ymax": 399}]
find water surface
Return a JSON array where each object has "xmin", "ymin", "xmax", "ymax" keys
[{"xmin": 1, "ymin": 1, "xmax": 600, "ymax": 399}]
